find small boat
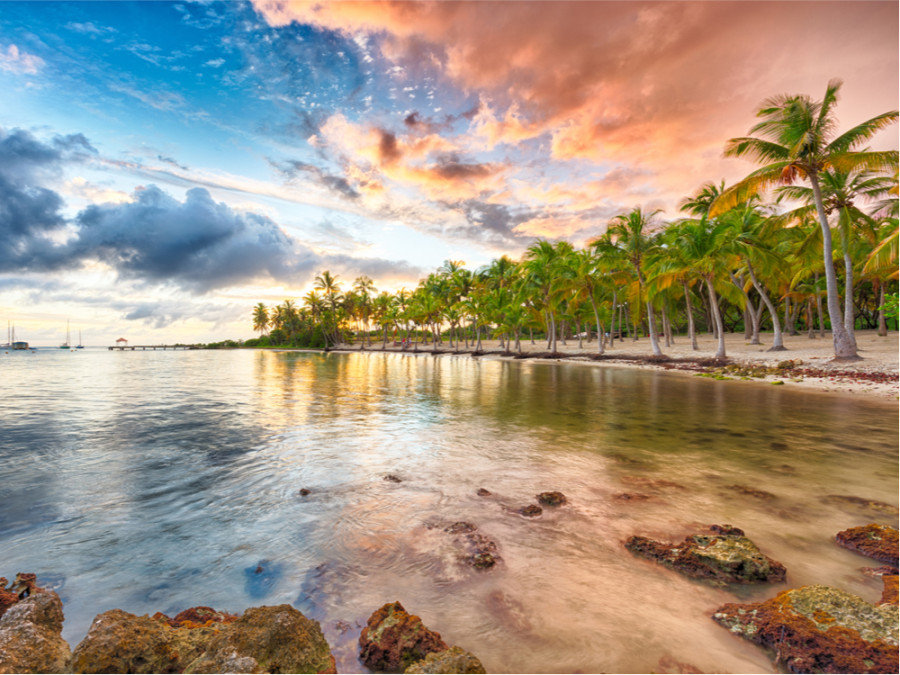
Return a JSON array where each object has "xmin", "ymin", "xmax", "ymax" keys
[
  {"xmin": 60, "ymin": 320, "xmax": 71, "ymax": 349},
  {"xmin": 76, "ymin": 330, "xmax": 84, "ymax": 349}
]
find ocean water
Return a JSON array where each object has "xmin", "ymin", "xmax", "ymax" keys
[{"xmin": 1, "ymin": 347, "xmax": 897, "ymax": 673}]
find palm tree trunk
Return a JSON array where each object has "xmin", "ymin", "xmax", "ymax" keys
[
  {"xmin": 809, "ymin": 172, "xmax": 858, "ymax": 359},
  {"xmin": 549, "ymin": 311, "xmax": 558, "ymax": 353},
  {"xmin": 842, "ymin": 251, "xmax": 858, "ymax": 350},
  {"xmin": 729, "ymin": 272, "xmax": 760, "ymax": 344},
  {"xmin": 683, "ymin": 281, "xmax": 699, "ymax": 350},
  {"xmin": 706, "ymin": 279, "xmax": 726, "ymax": 359},
  {"xmin": 745, "ymin": 260, "xmax": 785, "ymax": 351},
  {"xmin": 877, "ymin": 282, "xmax": 888, "ymax": 336},
  {"xmin": 589, "ymin": 294, "xmax": 604, "ymax": 355}
]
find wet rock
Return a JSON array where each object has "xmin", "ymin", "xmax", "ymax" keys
[
  {"xmin": 444, "ymin": 522, "xmax": 477, "ymax": 535},
  {"xmin": 880, "ymin": 576, "xmax": 898, "ymax": 606},
  {"xmin": 615, "ymin": 492, "xmax": 652, "ymax": 502},
  {"xmin": 515, "ymin": 504, "xmax": 542, "ymax": 518},
  {"xmin": 359, "ymin": 601, "xmax": 448, "ymax": 672},
  {"xmin": 404, "ymin": 646, "xmax": 486, "ymax": 674},
  {"xmin": 0, "ymin": 585, "xmax": 16, "ymax": 621},
  {"xmin": 436, "ymin": 522, "xmax": 501, "ymax": 570},
  {"xmin": 861, "ymin": 566, "xmax": 899, "ymax": 578},
  {"xmin": 185, "ymin": 604, "xmax": 335, "ymax": 674},
  {"xmin": 160, "ymin": 606, "xmax": 239, "ymax": 628},
  {"xmin": 475, "ymin": 488, "xmax": 492, "ymax": 497},
  {"xmin": 625, "ymin": 525, "xmax": 786, "ymax": 584},
  {"xmin": 709, "ymin": 524, "xmax": 745, "ymax": 536},
  {"xmin": 484, "ymin": 591, "xmax": 532, "ymax": 635},
  {"xmin": 836, "ymin": 524, "xmax": 899, "ymax": 566},
  {"xmin": 536, "ymin": 491, "xmax": 567, "ymax": 507},
  {"xmin": 299, "ymin": 488, "xmax": 312, "ymax": 496},
  {"xmin": 70, "ymin": 609, "xmax": 221, "ymax": 674},
  {"xmin": 727, "ymin": 484, "xmax": 776, "ymax": 500},
  {"xmin": 0, "ymin": 590, "xmax": 71, "ymax": 674},
  {"xmin": 823, "ymin": 496, "xmax": 899, "ymax": 516},
  {"xmin": 244, "ymin": 560, "xmax": 283, "ymax": 599},
  {"xmin": 712, "ymin": 584, "xmax": 899, "ymax": 673},
  {"xmin": 384, "ymin": 474, "xmax": 403, "ymax": 483}
]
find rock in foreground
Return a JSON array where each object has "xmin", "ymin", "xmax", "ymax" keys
[
  {"xmin": 359, "ymin": 602, "xmax": 448, "ymax": 672},
  {"xmin": 404, "ymin": 646, "xmax": 486, "ymax": 673},
  {"xmin": 0, "ymin": 590, "xmax": 71, "ymax": 674},
  {"xmin": 836, "ymin": 524, "xmax": 899, "ymax": 566},
  {"xmin": 712, "ymin": 584, "xmax": 899, "ymax": 673},
  {"xmin": 625, "ymin": 525, "xmax": 786, "ymax": 584}
]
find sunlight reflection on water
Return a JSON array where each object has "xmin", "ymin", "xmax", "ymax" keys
[{"xmin": 1, "ymin": 348, "xmax": 897, "ymax": 673}]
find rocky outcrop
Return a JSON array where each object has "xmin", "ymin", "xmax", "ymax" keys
[
  {"xmin": 0, "ymin": 574, "xmax": 39, "ymax": 620},
  {"xmin": 515, "ymin": 504, "xmax": 542, "ymax": 518},
  {"xmin": 536, "ymin": 491, "xmax": 567, "ymax": 507},
  {"xmin": 835, "ymin": 524, "xmax": 899, "ymax": 566},
  {"xmin": 70, "ymin": 609, "xmax": 223, "ymax": 673},
  {"xmin": 359, "ymin": 602, "xmax": 448, "ymax": 672},
  {"xmin": 625, "ymin": 525, "xmax": 786, "ymax": 584},
  {"xmin": 404, "ymin": 646, "xmax": 486, "ymax": 673},
  {"xmin": 712, "ymin": 584, "xmax": 899, "ymax": 673},
  {"xmin": 442, "ymin": 523, "xmax": 500, "ymax": 570},
  {"xmin": 0, "ymin": 589, "xmax": 71, "ymax": 674},
  {"xmin": 184, "ymin": 604, "xmax": 335, "ymax": 674},
  {"xmin": 880, "ymin": 576, "xmax": 898, "ymax": 606}
]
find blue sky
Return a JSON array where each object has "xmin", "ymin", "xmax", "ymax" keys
[{"xmin": 1, "ymin": 0, "xmax": 897, "ymax": 345}]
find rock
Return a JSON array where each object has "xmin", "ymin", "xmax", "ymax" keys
[
  {"xmin": 615, "ymin": 492, "xmax": 652, "ymax": 502},
  {"xmin": 244, "ymin": 560, "xmax": 283, "ymax": 599},
  {"xmin": 880, "ymin": 576, "xmax": 898, "ymax": 606},
  {"xmin": 822, "ymin": 495, "xmax": 899, "ymax": 516},
  {"xmin": 299, "ymin": 488, "xmax": 312, "ymax": 496},
  {"xmin": 861, "ymin": 566, "xmax": 899, "ymax": 578},
  {"xmin": 404, "ymin": 646, "xmax": 486, "ymax": 673},
  {"xmin": 70, "ymin": 609, "xmax": 221, "ymax": 674},
  {"xmin": 0, "ymin": 573, "xmax": 40, "ymax": 619},
  {"xmin": 0, "ymin": 590, "xmax": 71, "ymax": 674},
  {"xmin": 625, "ymin": 525, "xmax": 786, "ymax": 584},
  {"xmin": 160, "ymin": 606, "xmax": 239, "ymax": 628},
  {"xmin": 475, "ymin": 488, "xmax": 492, "ymax": 497},
  {"xmin": 384, "ymin": 474, "xmax": 403, "ymax": 483},
  {"xmin": 536, "ymin": 491, "xmax": 567, "ymax": 506},
  {"xmin": 712, "ymin": 584, "xmax": 899, "ymax": 673},
  {"xmin": 185, "ymin": 604, "xmax": 335, "ymax": 674},
  {"xmin": 727, "ymin": 484, "xmax": 776, "ymax": 500},
  {"xmin": 359, "ymin": 601, "xmax": 448, "ymax": 672},
  {"xmin": 515, "ymin": 504, "xmax": 542, "ymax": 518},
  {"xmin": 437, "ymin": 522, "xmax": 501, "ymax": 570},
  {"xmin": 620, "ymin": 476, "xmax": 685, "ymax": 490},
  {"xmin": 836, "ymin": 524, "xmax": 899, "ymax": 566},
  {"xmin": 444, "ymin": 522, "xmax": 477, "ymax": 535},
  {"xmin": 709, "ymin": 524, "xmax": 744, "ymax": 536}
]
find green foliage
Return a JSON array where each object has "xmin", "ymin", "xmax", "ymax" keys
[{"xmin": 879, "ymin": 292, "xmax": 899, "ymax": 319}]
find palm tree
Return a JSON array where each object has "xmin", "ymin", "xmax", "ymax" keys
[
  {"xmin": 604, "ymin": 207, "xmax": 664, "ymax": 356},
  {"xmin": 711, "ymin": 79, "xmax": 898, "ymax": 360},
  {"xmin": 314, "ymin": 270, "xmax": 343, "ymax": 345},
  {"xmin": 252, "ymin": 303, "xmax": 269, "ymax": 338}
]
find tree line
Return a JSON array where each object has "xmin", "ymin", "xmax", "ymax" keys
[{"xmin": 249, "ymin": 80, "xmax": 898, "ymax": 361}]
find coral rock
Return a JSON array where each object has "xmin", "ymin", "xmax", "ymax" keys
[
  {"xmin": 359, "ymin": 601, "xmax": 448, "ymax": 672},
  {"xmin": 184, "ymin": 604, "xmax": 335, "ymax": 674},
  {"xmin": 536, "ymin": 491, "xmax": 567, "ymax": 507},
  {"xmin": 0, "ymin": 590, "xmax": 71, "ymax": 674},
  {"xmin": 880, "ymin": 576, "xmax": 898, "ymax": 606},
  {"xmin": 712, "ymin": 584, "xmax": 899, "ymax": 673},
  {"xmin": 404, "ymin": 646, "xmax": 486, "ymax": 673},
  {"xmin": 836, "ymin": 524, "xmax": 899, "ymax": 566},
  {"xmin": 515, "ymin": 504, "xmax": 542, "ymax": 518},
  {"xmin": 625, "ymin": 526, "xmax": 786, "ymax": 584}
]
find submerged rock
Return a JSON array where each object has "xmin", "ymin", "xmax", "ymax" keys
[
  {"xmin": 614, "ymin": 492, "xmax": 652, "ymax": 502},
  {"xmin": 359, "ymin": 601, "xmax": 448, "ymax": 672},
  {"xmin": 822, "ymin": 495, "xmax": 899, "ymax": 516},
  {"xmin": 712, "ymin": 584, "xmax": 899, "ymax": 673},
  {"xmin": 435, "ymin": 522, "xmax": 501, "ymax": 571},
  {"xmin": 536, "ymin": 491, "xmax": 567, "ymax": 507},
  {"xmin": 0, "ymin": 589, "xmax": 71, "ymax": 674},
  {"xmin": 244, "ymin": 560, "xmax": 283, "ymax": 599},
  {"xmin": 836, "ymin": 524, "xmax": 899, "ymax": 566},
  {"xmin": 625, "ymin": 525, "xmax": 786, "ymax": 584},
  {"xmin": 299, "ymin": 488, "xmax": 312, "ymax": 496},
  {"xmin": 475, "ymin": 488, "xmax": 492, "ymax": 497},
  {"xmin": 515, "ymin": 504, "xmax": 542, "ymax": 518},
  {"xmin": 726, "ymin": 484, "xmax": 776, "ymax": 500},
  {"xmin": 404, "ymin": 646, "xmax": 486, "ymax": 674},
  {"xmin": 384, "ymin": 474, "xmax": 403, "ymax": 483},
  {"xmin": 185, "ymin": 604, "xmax": 335, "ymax": 674}
]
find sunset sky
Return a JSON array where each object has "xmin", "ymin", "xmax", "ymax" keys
[{"xmin": 1, "ymin": 0, "xmax": 897, "ymax": 345}]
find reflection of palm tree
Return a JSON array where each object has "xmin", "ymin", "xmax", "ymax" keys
[{"xmin": 712, "ymin": 79, "xmax": 897, "ymax": 360}]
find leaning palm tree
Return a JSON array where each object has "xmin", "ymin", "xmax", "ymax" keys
[
  {"xmin": 711, "ymin": 79, "xmax": 898, "ymax": 360},
  {"xmin": 252, "ymin": 302, "xmax": 269, "ymax": 338}
]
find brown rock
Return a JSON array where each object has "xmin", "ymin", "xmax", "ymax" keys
[
  {"xmin": 880, "ymin": 576, "xmax": 898, "ymax": 606},
  {"xmin": 712, "ymin": 584, "xmax": 898, "ymax": 673},
  {"xmin": 0, "ymin": 590, "xmax": 71, "ymax": 674},
  {"xmin": 625, "ymin": 525, "xmax": 786, "ymax": 584},
  {"xmin": 404, "ymin": 646, "xmax": 486, "ymax": 673},
  {"xmin": 184, "ymin": 604, "xmax": 335, "ymax": 674},
  {"xmin": 536, "ymin": 491, "xmax": 567, "ymax": 507},
  {"xmin": 836, "ymin": 524, "xmax": 899, "ymax": 566},
  {"xmin": 515, "ymin": 504, "xmax": 542, "ymax": 518},
  {"xmin": 359, "ymin": 601, "xmax": 448, "ymax": 672},
  {"xmin": 475, "ymin": 488, "xmax": 492, "ymax": 497}
]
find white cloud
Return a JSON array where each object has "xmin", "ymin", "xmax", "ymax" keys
[{"xmin": 0, "ymin": 44, "xmax": 45, "ymax": 75}]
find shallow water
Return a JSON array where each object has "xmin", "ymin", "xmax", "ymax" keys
[{"xmin": 1, "ymin": 348, "xmax": 897, "ymax": 673}]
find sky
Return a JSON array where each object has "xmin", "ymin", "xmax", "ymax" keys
[{"xmin": 0, "ymin": 0, "xmax": 897, "ymax": 346}]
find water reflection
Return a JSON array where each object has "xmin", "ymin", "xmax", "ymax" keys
[{"xmin": 0, "ymin": 349, "xmax": 896, "ymax": 673}]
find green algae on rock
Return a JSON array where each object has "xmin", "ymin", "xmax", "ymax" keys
[
  {"xmin": 359, "ymin": 602, "xmax": 449, "ymax": 673},
  {"xmin": 836, "ymin": 524, "xmax": 899, "ymax": 566},
  {"xmin": 625, "ymin": 525, "xmax": 787, "ymax": 584},
  {"xmin": 712, "ymin": 584, "xmax": 899, "ymax": 673},
  {"xmin": 404, "ymin": 646, "xmax": 486, "ymax": 674}
]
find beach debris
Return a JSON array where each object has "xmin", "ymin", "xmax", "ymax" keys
[
  {"xmin": 0, "ymin": 580, "xmax": 70, "ymax": 674},
  {"xmin": 359, "ymin": 601, "xmax": 449, "ymax": 672},
  {"xmin": 475, "ymin": 488, "xmax": 492, "ymax": 497},
  {"xmin": 625, "ymin": 525, "xmax": 787, "ymax": 584},
  {"xmin": 712, "ymin": 584, "xmax": 899, "ymax": 673},
  {"xmin": 184, "ymin": 604, "xmax": 336, "ymax": 674},
  {"xmin": 243, "ymin": 560, "xmax": 283, "ymax": 599},
  {"xmin": 536, "ymin": 491, "xmax": 567, "ymax": 506},
  {"xmin": 835, "ymin": 524, "xmax": 899, "ymax": 566},
  {"xmin": 515, "ymin": 504, "xmax": 542, "ymax": 518},
  {"xmin": 404, "ymin": 646, "xmax": 486, "ymax": 673}
]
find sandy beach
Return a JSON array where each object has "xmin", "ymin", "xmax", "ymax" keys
[{"xmin": 333, "ymin": 329, "xmax": 900, "ymax": 401}]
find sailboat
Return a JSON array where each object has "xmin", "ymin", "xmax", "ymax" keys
[
  {"xmin": 60, "ymin": 320, "xmax": 71, "ymax": 349},
  {"xmin": 76, "ymin": 330, "xmax": 84, "ymax": 349}
]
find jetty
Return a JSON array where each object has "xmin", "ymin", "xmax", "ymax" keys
[{"xmin": 108, "ymin": 344, "xmax": 200, "ymax": 351}]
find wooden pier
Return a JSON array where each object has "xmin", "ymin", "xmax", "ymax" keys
[{"xmin": 108, "ymin": 344, "xmax": 199, "ymax": 351}]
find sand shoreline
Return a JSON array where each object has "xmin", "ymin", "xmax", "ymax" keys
[{"xmin": 318, "ymin": 329, "xmax": 899, "ymax": 401}]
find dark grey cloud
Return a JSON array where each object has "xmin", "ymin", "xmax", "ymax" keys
[
  {"xmin": 157, "ymin": 154, "xmax": 190, "ymax": 171},
  {"xmin": 275, "ymin": 160, "xmax": 360, "ymax": 200}
]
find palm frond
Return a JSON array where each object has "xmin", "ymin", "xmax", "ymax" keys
[
  {"xmin": 863, "ymin": 226, "xmax": 899, "ymax": 275},
  {"xmin": 828, "ymin": 150, "xmax": 899, "ymax": 175},
  {"xmin": 724, "ymin": 137, "xmax": 789, "ymax": 162},
  {"xmin": 710, "ymin": 164, "xmax": 787, "ymax": 216},
  {"xmin": 827, "ymin": 111, "xmax": 899, "ymax": 153}
]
